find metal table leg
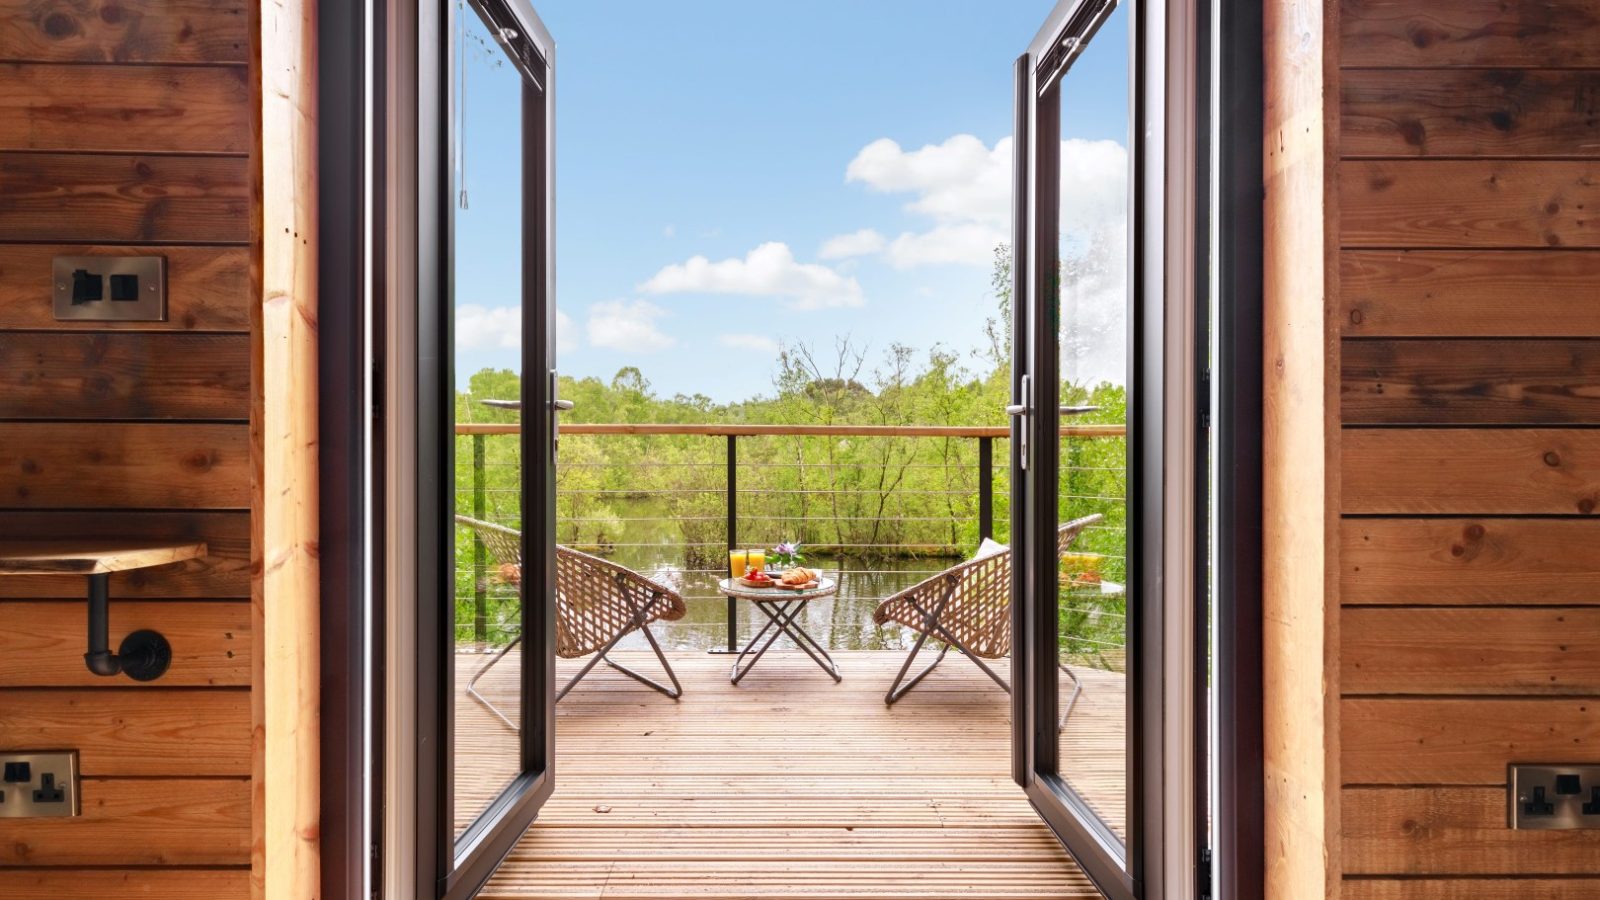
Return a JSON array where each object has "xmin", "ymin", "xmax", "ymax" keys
[{"xmin": 728, "ymin": 597, "xmax": 841, "ymax": 684}]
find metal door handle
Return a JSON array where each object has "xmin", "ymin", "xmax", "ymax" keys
[
  {"xmin": 1007, "ymin": 375, "xmax": 1031, "ymax": 470},
  {"xmin": 551, "ymin": 370, "xmax": 572, "ymax": 446}
]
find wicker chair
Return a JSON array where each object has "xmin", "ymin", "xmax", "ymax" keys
[
  {"xmin": 456, "ymin": 516, "xmax": 686, "ymax": 727},
  {"xmin": 872, "ymin": 514, "xmax": 1104, "ymax": 722}
]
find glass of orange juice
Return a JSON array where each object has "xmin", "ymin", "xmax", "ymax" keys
[
  {"xmin": 747, "ymin": 548, "xmax": 766, "ymax": 574},
  {"xmin": 728, "ymin": 549, "xmax": 748, "ymax": 580}
]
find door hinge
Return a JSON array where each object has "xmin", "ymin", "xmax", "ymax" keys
[
  {"xmin": 1199, "ymin": 366, "xmax": 1211, "ymax": 430},
  {"xmin": 1197, "ymin": 846, "xmax": 1213, "ymax": 900}
]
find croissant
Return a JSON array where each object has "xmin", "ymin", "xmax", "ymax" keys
[{"xmin": 780, "ymin": 567, "xmax": 815, "ymax": 586}]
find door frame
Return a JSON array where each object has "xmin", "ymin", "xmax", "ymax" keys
[
  {"xmin": 1010, "ymin": 0, "xmax": 1205, "ymax": 896},
  {"xmin": 378, "ymin": 0, "xmax": 558, "ymax": 897}
]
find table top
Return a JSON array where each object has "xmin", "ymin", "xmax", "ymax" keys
[
  {"xmin": 0, "ymin": 540, "xmax": 208, "ymax": 576},
  {"xmin": 717, "ymin": 576, "xmax": 839, "ymax": 601}
]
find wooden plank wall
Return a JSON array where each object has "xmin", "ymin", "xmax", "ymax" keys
[
  {"xmin": 1336, "ymin": 1, "xmax": 1600, "ymax": 897},
  {"xmin": 0, "ymin": 2, "xmax": 253, "ymax": 897}
]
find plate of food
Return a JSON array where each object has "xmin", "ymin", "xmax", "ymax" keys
[
  {"xmin": 773, "ymin": 567, "xmax": 820, "ymax": 590},
  {"xmin": 736, "ymin": 570, "xmax": 777, "ymax": 588}
]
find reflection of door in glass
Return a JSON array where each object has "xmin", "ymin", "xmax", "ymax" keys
[
  {"xmin": 427, "ymin": 0, "xmax": 559, "ymax": 897},
  {"xmin": 1053, "ymin": 0, "xmax": 1131, "ymax": 849},
  {"xmin": 452, "ymin": 0, "xmax": 528, "ymax": 839},
  {"xmin": 1009, "ymin": 0, "xmax": 1200, "ymax": 896}
]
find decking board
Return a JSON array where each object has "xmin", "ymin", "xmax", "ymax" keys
[{"xmin": 457, "ymin": 651, "xmax": 1116, "ymax": 899}]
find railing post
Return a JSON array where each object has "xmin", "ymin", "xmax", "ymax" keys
[
  {"xmin": 978, "ymin": 435, "xmax": 994, "ymax": 540},
  {"xmin": 472, "ymin": 432, "xmax": 487, "ymax": 646},
  {"xmin": 724, "ymin": 433, "xmax": 739, "ymax": 653}
]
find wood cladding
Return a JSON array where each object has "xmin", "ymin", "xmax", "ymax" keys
[
  {"xmin": 1342, "ymin": 251, "xmax": 1600, "ymax": 338},
  {"xmin": 0, "ymin": 423, "xmax": 249, "ymax": 509},
  {"xmin": 0, "ymin": 152, "xmax": 249, "ymax": 243},
  {"xmin": 1343, "ymin": 698, "xmax": 1600, "ymax": 783},
  {"xmin": 0, "ymin": 11, "xmax": 256, "ymax": 885},
  {"xmin": 1342, "ymin": 518, "xmax": 1600, "ymax": 603},
  {"xmin": 0, "ymin": 777, "xmax": 250, "ymax": 866},
  {"xmin": 0, "ymin": 869, "xmax": 249, "ymax": 900},
  {"xmin": 1344, "ymin": 787, "xmax": 1600, "ymax": 875},
  {"xmin": 1342, "ymin": 160, "xmax": 1600, "ymax": 249},
  {"xmin": 1342, "ymin": 69, "xmax": 1600, "ymax": 158},
  {"xmin": 1341, "ymin": 0, "xmax": 1600, "ymax": 68},
  {"xmin": 1342, "ymin": 339, "xmax": 1600, "ymax": 425},
  {"xmin": 0, "ymin": 688, "xmax": 250, "ymax": 776},
  {"xmin": 1333, "ymin": 0, "xmax": 1600, "ymax": 891},
  {"xmin": 0, "ymin": 332, "xmax": 250, "ymax": 419},
  {"xmin": 1343, "ymin": 879, "xmax": 1600, "ymax": 900},
  {"xmin": 1343, "ymin": 429, "xmax": 1600, "ymax": 514},
  {"xmin": 0, "ymin": 245, "xmax": 250, "ymax": 331},
  {"xmin": 0, "ymin": 63, "xmax": 249, "ymax": 153},
  {"xmin": 1344, "ymin": 607, "xmax": 1600, "ymax": 694},
  {"xmin": 0, "ymin": 600, "xmax": 249, "ymax": 687},
  {"xmin": 0, "ymin": 1, "xmax": 248, "ymax": 65}
]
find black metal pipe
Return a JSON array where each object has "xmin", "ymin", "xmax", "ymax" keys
[
  {"xmin": 84, "ymin": 573, "xmax": 119, "ymax": 676},
  {"xmin": 978, "ymin": 436, "xmax": 994, "ymax": 540},
  {"xmin": 725, "ymin": 434, "xmax": 739, "ymax": 653}
]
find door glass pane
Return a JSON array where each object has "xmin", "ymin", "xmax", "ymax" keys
[
  {"xmin": 1055, "ymin": 0, "xmax": 1131, "ymax": 844},
  {"xmin": 451, "ymin": 0, "xmax": 525, "ymax": 840}
]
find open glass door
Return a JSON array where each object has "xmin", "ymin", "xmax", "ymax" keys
[
  {"xmin": 414, "ymin": 0, "xmax": 558, "ymax": 896},
  {"xmin": 1011, "ymin": 0, "xmax": 1200, "ymax": 896}
]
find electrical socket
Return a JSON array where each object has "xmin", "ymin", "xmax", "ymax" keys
[
  {"xmin": 0, "ymin": 751, "xmax": 79, "ymax": 818},
  {"xmin": 1509, "ymin": 763, "xmax": 1600, "ymax": 830}
]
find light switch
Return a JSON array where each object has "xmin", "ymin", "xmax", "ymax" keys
[
  {"xmin": 0, "ymin": 751, "xmax": 79, "ymax": 818},
  {"xmin": 53, "ymin": 255, "xmax": 165, "ymax": 322}
]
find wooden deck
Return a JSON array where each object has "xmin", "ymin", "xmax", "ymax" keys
[{"xmin": 457, "ymin": 650, "xmax": 1120, "ymax": 899}]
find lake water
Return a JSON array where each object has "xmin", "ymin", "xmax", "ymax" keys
[{"xmin": 581, "ymin": 499, "xmax": 960, "ymax": 652}]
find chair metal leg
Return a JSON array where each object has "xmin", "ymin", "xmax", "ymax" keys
[
  {"xmin": 884, "ymin": 634, "xmax": 949, "ymax": 705},
  {"xmin": 1057, "ymin": 661, "xmax": 1083, "ymax": 731},
  {"xmin": 466, "ymin": 634, "xmax": 523, "ymax": 730},
  {"xmin": 603, "ymin": 621, "xmax": 682, "ymax": 699},
  {"xmin": 562, "ymin": 591, "xmax": 685, "ymax": 703}
]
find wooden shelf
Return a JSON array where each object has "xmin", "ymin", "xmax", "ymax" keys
[{"xmin": 0, "ymin": 540, "xmax": 207, "ymax": 577}]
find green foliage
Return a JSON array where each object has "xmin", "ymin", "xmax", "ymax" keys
[{"xmin": 449, "ymin": 246, "xmax": 1130, "ymax": 666}]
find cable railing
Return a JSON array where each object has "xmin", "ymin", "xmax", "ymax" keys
[{"xmin": 452, "ymin": 422, "xmax": 1128, "ymax": 657}]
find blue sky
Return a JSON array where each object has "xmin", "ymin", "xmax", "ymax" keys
[{"xmin": 454, "ymin": 0, "xmax": 1131, "ymax": 402}]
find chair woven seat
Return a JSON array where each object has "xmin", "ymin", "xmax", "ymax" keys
[
  {"xmin": 457, "ymin": 515, "xmax": 686, "ymax": 659},
  {"xmin": 456, "ymin": 515, "xmax": 686, "ymax": 721},
  {"xmin": 872, "ymin": 514, "xmax": 1104, "ymax": 710}
]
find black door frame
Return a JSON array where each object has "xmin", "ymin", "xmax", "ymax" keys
[
  {"xmin": 1010, "ymin": 0, "xmax": 1212, "ymax": 896},
  {"xmin": 387, "ymin": 0, "xmax": 560, "ymax": 896},
  {"xmin": 322, "ymin": 0, "xmax": 1262, "ymax": 895},
  {"xmin": 425, "ymin": 0, "xmax": 563, "ymax": 890}
]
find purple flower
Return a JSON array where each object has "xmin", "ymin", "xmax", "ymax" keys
[{"xmin": 775, "ymin": 542, "xmax": 798, "ymax": 555}]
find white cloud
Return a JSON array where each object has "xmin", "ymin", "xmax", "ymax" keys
[
  {"xmin": 455, "ymin": 304, "xmax": 579, "ymax": 357},
  {"xmin": 840, "ymin": 133, "xmax": 1128, "ymax": 275},
  {"xmin": 886, "ymin": 223, "xmax": 1005, "ymax": 269},
  {"xmin": 555, "ymin": 309, "xmax": 576, "ymax": 356},
  {"xmin": 847, "ymin": 134, "xmax": 1012, "ymax": 228},
  {"xmin": 717, "ymin": 333, "xmax": 779, "ymax": 353},
  {"xmin": 818, "ymin": 228, "xmax": 886, "ymax": 260},
  {"xmin": 639, "ymin": 241, "xmax": 863, "ymax": 310},
  {"xmin": 456, "ymin": 304, "xmax": 522, "ymax": 351},
  {"xmin": 586, "ymin": 300, "xmax": 675, "ymax": 352}
]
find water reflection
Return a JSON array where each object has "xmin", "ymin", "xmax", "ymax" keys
[{"xmin": 610, "ymin": 552, "xmax": 948, "ymax": 652}]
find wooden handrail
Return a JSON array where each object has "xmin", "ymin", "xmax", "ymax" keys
[{"xmin": 455, "ymin": 422, "xmax": 1126, "ymax": 438}]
